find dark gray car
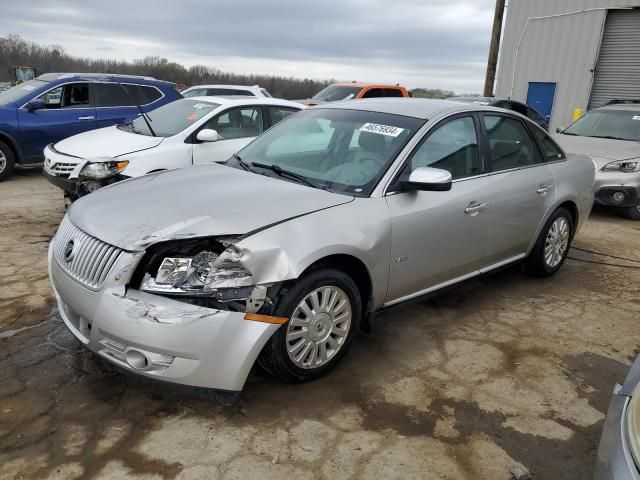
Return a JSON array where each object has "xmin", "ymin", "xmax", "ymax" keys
[{"xmin": 448, "ymin": 96, "xmax": 549, "ymax": 130}]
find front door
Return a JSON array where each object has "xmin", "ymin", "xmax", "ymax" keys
[
  {"xmin": 18, "ymin": 82, "xmax": 96, "ymax": 160},
  {"xmin": 192, "ymin": 105, "xmax": 264, "ymax": 164},
  {"xmin": 385, "ymin": 115, "xmax": 493, "ymax": 303},
  {"xmin": 526, "ymin": 82, "xmax": 556, "ymax": 124},
  {"xmin": 480, "ymin": 113, "xmax": 556, "ymax": 261}
]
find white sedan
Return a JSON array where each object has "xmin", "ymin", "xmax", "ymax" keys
[{"xmin": 43, "ymin": 97, "xmax": 303, "ymax": 199}]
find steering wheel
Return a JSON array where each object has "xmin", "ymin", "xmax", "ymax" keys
[
  {"xmin": 324, "ymin": 155, "xmax": 384, "ymax": 185},
  {"xmin": 355, "ymin": 155, "xmax": 385, "ymax": 170}
]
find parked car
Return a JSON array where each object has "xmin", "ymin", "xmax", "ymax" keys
[
  {"xmin": 182, "ymin": 84, "xmax": 272, "ymax": 98},
  {"xmin": 0, "ymin": 73, "xmax": 181, "ymax": 180},
  {"xmin": 43, "ymin": 96, "xmax": 302, "ymax": 200},
  {"xmin": 554, "ymin": 100, "xmax": 640, "ymax": 220},
  {"xmin": 299, "ymin": 82, "xmax": 410, "ymax": 106},
  {"xmin": 448, "ymin": 96, "xmax": 549, "ymax": 130},
  {"xmin": 48, "ymin": 99, "xmax": 594, "ymax": 397},
  {"xmin": 595, "ymin": 354, "xmax": 640, "ymax": 479}
]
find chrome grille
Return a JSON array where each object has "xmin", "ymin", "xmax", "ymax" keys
[
  {"xmin": 45, "ymin": 160, "xmax": 79, "ymax": 177},
  {"xmin": 53, "ymin": 216, "xmax": 123, "ymax": 290}
]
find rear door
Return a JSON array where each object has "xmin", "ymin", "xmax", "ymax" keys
[
  {"xmin": 385, "ymin": 114, "xmax": 493, "ymax": 302},
  {"xmin": 17, "ymin": 82, "xmax": 96, "ymax": 159},
  {"xmin": 191, "ymin": 105, "xmax": 265, "ymax": 164},
  {"xmin": 481, "ymin": 113, "xmax": 556, "ymax": 262}
]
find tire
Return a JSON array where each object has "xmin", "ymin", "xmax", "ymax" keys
[
  {"xmin": 258, "ymin": 268, "xmax": 361, "ymax": 383},
  {"xmin": 523, "ymin": 207, "xmax": 574, "ymax": 277},
  {"xmin": 0, "ymin": 140, "xmax": 15, "ymax": 181},
  {"xmin": 621, "ymin": 205, "xmax": 640, "ymax": 221}
]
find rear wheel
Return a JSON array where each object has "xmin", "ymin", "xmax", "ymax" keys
[
  {"xmin": 0, "ymin": 140, "xmax": 15, "ymax": 181},
  {"xmin": 621, "ymin": 205, "xmax": 640, "ymax": 221},
  {"xmin": 258, "ymin": 268, "xmax": 361, "ymax": 383},
  {"xmin": 523, "ymin": 207, "xmax": 574, "ymax": 277}
]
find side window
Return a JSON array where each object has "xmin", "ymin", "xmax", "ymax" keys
[
  {"xmin": 382, "ymin": 88, "xmax": 404, "ymax": 98},
  {"xmin": 38, "ymin": 83, "xmax": 89, "ymax": 109},
  {"xmin": 266, "ymin": 106, "xmax": 298, "ymax": 126},
  {"xmin": 95, "ymin": 84, "xmax": 136, "ymax": 107},
  {"xmin": 361, "ymin": 88, "xmax": 382, "ymax": 98},
  {"xmin": 138, "ymin": 86, "xmax": 162, "ymax": 104},
  {"xmin": 526, "ymin": 107, "xmax": 545, "ymax": 123},
  {"xmin": 531, "ymin": 127, "xmax": 565, "ymax": 161},
  {"xmin": 204, "ymin": 106, "xmax": 263, "ymax": 140},
  {"xmin": 409, "ymin": 116, "xmax": 481, "ymax": 180},
  {"xmin": 483, "ymin": 115, "xmax": 542, "ymax": 171},
  {"xmin": 183, "ymin": 88, "xmax": 207, "ymax": 98}
]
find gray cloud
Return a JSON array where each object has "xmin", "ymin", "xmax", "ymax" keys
[{"xmin": 0, "ymin": 0, "xmax": 495, "ymax": 91}]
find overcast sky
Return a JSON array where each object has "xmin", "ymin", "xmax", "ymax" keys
[{"xmin": 1, "ymin": 0, "xmax": 496, "ymax": 92}]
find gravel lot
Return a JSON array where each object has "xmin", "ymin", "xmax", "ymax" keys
[{"xmin": 1, "ymin": 168, "xmax": 639, "ymax": 480}]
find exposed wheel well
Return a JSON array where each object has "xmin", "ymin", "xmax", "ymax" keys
[
  {"xmin": 557, "ymin": 201, "xmax": 579, "ymax": 233},
  {"xmin": 301, "ymin": 254, "xmax": 374, "ymax": 332}
]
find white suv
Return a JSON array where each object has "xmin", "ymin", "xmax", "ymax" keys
[{"xmin": 182, "ymin": 84, "xmax": 272, "ymax": 98}]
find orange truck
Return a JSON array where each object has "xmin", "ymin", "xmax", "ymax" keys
[{"xmin": 300, "ymin": 82, "xmax": 410, "ymax": 106}]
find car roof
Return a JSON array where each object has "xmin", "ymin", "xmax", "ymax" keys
[
  {"xmin": 37, "ymin": 72, "xmax": 173, "ymax": 85},
  {"xmin": 332, "ymin": 82, "xmax": 406, "ymax": 89},
  {"xmin": 313, "ymin": 97, "xmax": 506, "ymax": 120},
  {"xmin": 183, "ymin": 84, "xmax": 262, "ymax": 90},
  {"xmin": 183, "ymin": 96, "xmax": 303, "ymax": 109}
]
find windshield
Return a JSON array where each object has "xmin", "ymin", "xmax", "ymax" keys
[
  {"xmin": 182, "ymin": 88, "xmax": 207, "ymax": 98},
  {"xmin": 563, "ymin": 108, "xmax": 640, "ymax": 141},
  {"xmin": 119, "ymin": 98, "xmax": 220, "ymax": 137},
  {"xmin": 0, "ymin": 79, "xmax": 48, "ymax": 105},
  {"xmin": 232, "ymin": 108, "xmax": 423, "ymax": 196},
  {"xmin": 312, "ymin": 86, "xmax": 362, "ymax": 102}
]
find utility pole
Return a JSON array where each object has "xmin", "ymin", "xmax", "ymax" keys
[{"xmin": 483, "ymin": 0, "xmax": 506, "ymax": 97}]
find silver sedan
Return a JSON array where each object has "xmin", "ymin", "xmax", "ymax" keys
[{"xmin": 48, "ymin": 99, "xmax": 595, "ymax": 396}]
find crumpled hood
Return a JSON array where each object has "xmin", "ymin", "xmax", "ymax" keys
[
  {"xmin": 554, "ymin": 134, "xmax": 640, "ymax": 168},
  {"xmin": 69, "ymin": 163, "xmax": 354, "ymax": 251},
  {"xmin": 55, "ymin": 126, "xmax": 164, "ymax": 159}
]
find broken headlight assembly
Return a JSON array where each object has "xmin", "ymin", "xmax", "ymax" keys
[
  {"xmin": 140, "ymin": 242, "xmax": 253, "ymax": 296},
  {"xmin": 79, "ymin": 160, "xmax": 129, "ymax": 180}
]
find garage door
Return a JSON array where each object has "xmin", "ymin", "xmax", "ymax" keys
[{"xmin": 589, "ymin": 8, "xmax": 640, "ymax": 109}]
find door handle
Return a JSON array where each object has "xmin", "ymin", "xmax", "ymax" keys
[
  {"xmin": 78, "ymin": 115, "xmax": 95, "ymax": 120},
  {"xmin": 537, "ymin": 184, "xmax": 553, "ymax": 195},
  {"xmin": 464, "ymin": 202, "xmax": 489, "ymax": 215}
]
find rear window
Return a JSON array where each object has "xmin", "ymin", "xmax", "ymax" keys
[{"xmin": 0, "ymin": 79, "xmax": 48, "ymax": 105}]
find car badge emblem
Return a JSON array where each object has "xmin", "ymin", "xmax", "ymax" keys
[{"xmin": 64, "ymin": 239, "xmax": 75, "ymax": 262}]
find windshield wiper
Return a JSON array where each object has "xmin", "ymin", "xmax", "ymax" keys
[
  {"xmin": 231, "ymin": 154, "xmax": 254, "ymax": 172},
  {"xmin": 117, "ymin": 83, "xmax": 156, "ymax": 137},
  {"xmin": 252, "ymin": 161, "xmax": 321, "ymax": 189},
  {"xmin": 590, "ymin": 135, "xmax": 628, "ymax": 141}
]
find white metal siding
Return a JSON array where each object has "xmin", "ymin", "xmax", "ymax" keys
[
  {"xmin": 495, "ymin": 0, "xmax": 640, "ymax": 130},
  {"xmin": 589, "ymin": 9, "xmax": 640, "ymax": 108}
]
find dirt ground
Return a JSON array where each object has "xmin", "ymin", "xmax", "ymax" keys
[{"xmin": 1, "ymin": 168, "xmax": 639, "ymax": 480}]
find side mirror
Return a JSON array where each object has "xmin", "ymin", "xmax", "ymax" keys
[
  {"xmin": 196, "ymin": 129, "xmax": 219, "ymax": 142},
  {"xmin": 401, "ymin": 166, "xmax": 452, "ymax": 192},
  {"xmin": 25, "ymin": 98, "xmax": 45, "ymax": 111}
]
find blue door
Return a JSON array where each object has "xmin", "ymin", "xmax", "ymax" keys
[{"xmin": 526, "ymin": 82, "xmax": 556, "ymax": 123}]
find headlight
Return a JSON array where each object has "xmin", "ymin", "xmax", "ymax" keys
[
  {"xmin": 79, "ymin": 160, "xmax": 129, "ymax": 180},
  {"xmin": 140, "ymin": 244, "xmax": 253, "ymax": 295},
  {"xmin": 602, "ymin": 159, "xmax": 640, "ymax": 173},
  {"xmin": 627, "ymin": 385, "xmax": 640, "ymax": 469}
]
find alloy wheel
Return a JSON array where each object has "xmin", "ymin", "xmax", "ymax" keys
[
  {"xmin": 0, "ymin": 150, "xmax": 6, "ymax": 174},
  {"xmin": 286, "ymin": 286, "xmax": 352, "ymax": 369},
  {"xmin": 544, "ymin": 217, "xmax": 570, "ymax": 268}
]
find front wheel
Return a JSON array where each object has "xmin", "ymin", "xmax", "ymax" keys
[
  {"xmin": 621, "ymin": 205, "xmax": 640, "ymax": 221},
  {"xmin": 523, "ymin": 207, "xmax": 574, "ymax": 277},
  {"xmin": 258, "ymin": 268, "xmax": 361, "ymax": 383}
]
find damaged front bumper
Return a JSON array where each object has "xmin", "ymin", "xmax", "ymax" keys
[{"xmin": 48, "ymin": 243, "xmax": 281, "ymax": 392}]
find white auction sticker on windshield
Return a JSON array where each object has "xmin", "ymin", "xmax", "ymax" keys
[
  {"xmin": 359, "ymin": 123, "xmax": 405, "ymax": 137},
  {"xmin": 633, "ymin": 115, "xmax": 640, "ymax": 121}
]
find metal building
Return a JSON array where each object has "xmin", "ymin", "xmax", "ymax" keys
[{"xmin": 495, "ymin": 0, "xmax": 640, "ymax": 131}]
